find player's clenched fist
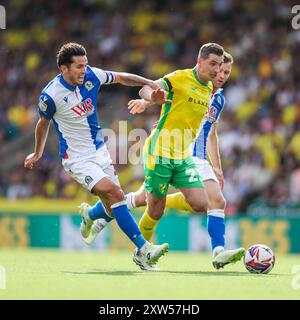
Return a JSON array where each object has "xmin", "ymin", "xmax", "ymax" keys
[
  {"xmin": 24, "ymin": 153, "xmax": 40, "ymax": 170},
  {"xmin": 151, "ymin": 88, "xmax": 172, "ymax": 105}
]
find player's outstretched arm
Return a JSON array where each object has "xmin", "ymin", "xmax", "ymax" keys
[
  {"xmin": 113, "ymin": 72, "xmax": 158, "ymax": 88},
  {"xmin": 24, "ymin": 116, "xmax": 50, "ymax": 170},
  {"xmin": 207, "ymin": 123, "xmax": 224, "ymax": 189},
  {"xmin": 139, "ymin": 81, "xmax": 171, "ymax": 105}
]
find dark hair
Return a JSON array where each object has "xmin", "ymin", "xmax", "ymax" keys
[
  {"xmin": 224, "ymin": 52, "xmax": 234, "ymax": 64},
  {"xmin": 57, "ymin": 42, "xmax": 87, "ymax": 68},
  {"xmin": 198, "ymin": 43, "xmax": 224, "ymax": 60}
]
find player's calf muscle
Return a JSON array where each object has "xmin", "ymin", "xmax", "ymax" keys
[{"xmin": 147, "ymin": 195, "xmax": 165, "ymax": 220}]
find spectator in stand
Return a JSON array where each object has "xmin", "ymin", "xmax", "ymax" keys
[{"xmin": 1, "ymin": 0, "xmax": 299, "ymax": 214}]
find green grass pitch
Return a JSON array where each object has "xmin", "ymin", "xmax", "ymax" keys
[{"xmin": 0, "ymin": 248, "xmax": 299, "ymax": 299}]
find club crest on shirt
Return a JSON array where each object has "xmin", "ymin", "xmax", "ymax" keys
[
  {"xmin": 205, "ymin": 106, "xmax": 217, "ymax": 123},
  {"xmin": 85, "ymin": 81, "xmax": 94, "ymax": 91}
]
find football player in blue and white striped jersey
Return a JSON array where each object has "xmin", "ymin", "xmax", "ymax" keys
[{"xmin": 24, "ymin": 42, "xmax": 169, "ymax": 270}]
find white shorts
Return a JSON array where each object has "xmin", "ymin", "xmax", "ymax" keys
[
  {"xmin": 62, "ymin": 144, "xmax": 120, "ymax": 192},
  {"xmin": 192, "ymin": 157, "xmax": 219, "ymax": 184}
]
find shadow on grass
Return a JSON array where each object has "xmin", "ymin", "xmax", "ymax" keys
[
  {"xmin": 62, "ymin": 270, "xmax": 282, "ymax": 277},
  {"xmin": 62, "ymin": 270, "xmax": 140, "ymax": 276},
  {"xmin": 160, "ymin": 270, "xmax": 282, "ymax": 276}
]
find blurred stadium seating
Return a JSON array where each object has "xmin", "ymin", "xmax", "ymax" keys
[{"xmin": 1, "ymin": 0, "xmax": 300, "ymax": 216}]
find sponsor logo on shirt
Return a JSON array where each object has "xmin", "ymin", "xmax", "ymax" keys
[
  {"xmin": 188, "ymin": 97, "xmax": 208, "ymax": 108},
  {"xmin": 71, "ymin": 98, "xmax": 95, "ymax": 117}
]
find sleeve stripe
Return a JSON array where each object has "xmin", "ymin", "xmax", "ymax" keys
[
  {"xmin": 163, "ymin": 77, "xmax": 172, "ymax": 91},
  {"xmin": 105, "ymin": 72, "xmax": 109, "ymax": 84},
  {"xmin": 160, "ymin": 79, "xmax": 168, "ymax": 91},
  {"xmin": 107, "ymin": 71, "xmax": 114, "ymax": 83}
]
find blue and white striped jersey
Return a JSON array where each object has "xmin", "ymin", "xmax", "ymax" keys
[
  {"xmin": 191, "ymin": 88, "xmax": 225, "ymax": 159},
  {"xmin": 38, "ymin": 66, "xmax": 115, "ymax": 159}
]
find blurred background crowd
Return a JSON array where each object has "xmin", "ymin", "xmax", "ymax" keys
[{"xmin": 1, "ymin": 0, "xmax": 300, "ymax": 215}]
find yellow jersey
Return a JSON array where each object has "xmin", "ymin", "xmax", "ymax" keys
[{"xmin": 144, "ymin": 68, "xmax": 213, "ymax": 159}]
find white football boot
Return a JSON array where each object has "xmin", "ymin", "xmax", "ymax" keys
[
  {"xmin": 133, "ymin": 242, "xmax": 169, "ymax": 271},
  {"xmin": 82, "ymin": 218, "xmax": 108, "ymax": 245},
  {"xmin": 212, "ymin": 248, "xmax": 246, "ymax": 270},
  {"xmin": 132, "ymin": 248, "xmax": 160, "ymax": 271},
  {"xmin": 78, "ymin": 203, "xmax": 93, "ymax": 238}
]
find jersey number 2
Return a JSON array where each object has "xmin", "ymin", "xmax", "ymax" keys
[{"xmin": 186, "ymin": 169, "xmax": 199, "ymax": 182}]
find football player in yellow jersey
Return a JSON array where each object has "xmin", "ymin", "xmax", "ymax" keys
[
  {"xmin": 124, "ymin": 43, "xmax": 224, "ymax": 268},
  {"xmin": 126, "ymin": 43, "xmax": 224, "ymax": 269},
  {"xmin": 127, "ymin": 53, "xmax": 245, "ymax": 271},
  {"xmin": 81, "ymin": 43, "xmax": 222, "ymax": 267},
  {"xmin": 82, "ymin": 48, "xmax": 245, "ymax": 271}
]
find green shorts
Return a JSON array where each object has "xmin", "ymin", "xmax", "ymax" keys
[{"xmin": 143, "ymin": 153, "xmax": 204, "ymax": 197}]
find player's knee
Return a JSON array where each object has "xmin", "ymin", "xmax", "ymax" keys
[
  {"xmin": 218, "ymin": 196, "xmax": 226, "ymax": 209},
  {"xmin": 93, "ymin": 183, "xmax": 125, "ymax": 203},
  {"xmin": 109, "ymin": 185, "xmax": 125, "ymax": 203},
  {"xmin": 210, "ymin": 194, "xmax": 226, "ymax": 210},
  {"xmin": 135, "ymin": 192, "xmax": 147, "ymax": 207}
]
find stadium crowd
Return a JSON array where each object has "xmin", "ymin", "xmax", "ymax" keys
[{"xmin": 1, "ymin": 0, "xmax": 299, "ymax": 215}]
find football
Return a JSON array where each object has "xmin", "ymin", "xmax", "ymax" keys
[{"xmin": 244, "ymin": 244, "xmax": 275, "ymax": 274}]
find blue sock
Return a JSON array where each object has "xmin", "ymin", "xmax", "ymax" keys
[
  {"xmin": 111, "ymin": 201, "xmax": 146, "ymax": 249},
  {"xmin": 207, "ymin": 209, "xmax": 225, "ymax": 251},
  {"xmin": 88, "ymin": 200, "xmax": 113, "ymax": 222}
]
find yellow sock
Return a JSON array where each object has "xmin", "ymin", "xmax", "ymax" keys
[
  {"xmin": 166, "ymin": 192, "xmax": 194, "ymax": 212},
  {"xmin": 138, "ymin": 208, "xmax": 158, "ymax": 241}
]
